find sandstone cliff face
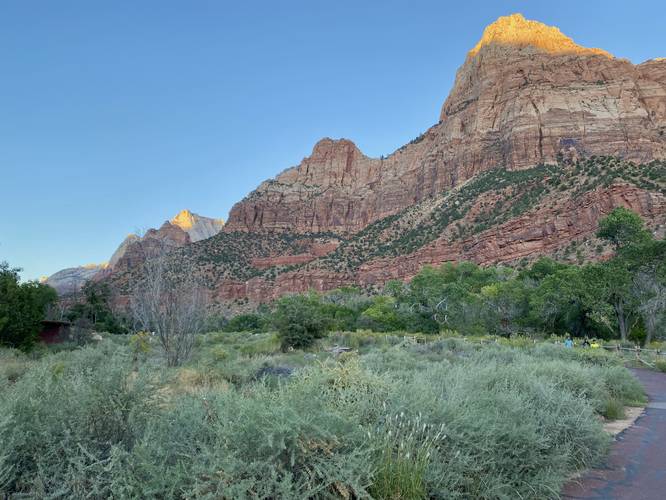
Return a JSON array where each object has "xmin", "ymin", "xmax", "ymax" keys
[
  {"xmin": 107, "ymin": 210, "xmax": 224, "ymax": 271},
  {"xmin": 109, "ymin": 221, "xmax": 191, "ymax": 273},
  {"xmin": 105, "ymin": 14, "xmax": 666, "ymax": 307},
  {"xmin": 439, "ymin": 14, "xmax": 666, "ymax": 171},
  {"xmin": 45, "ymin": 264, "xmax": 107, "ymax": 295},
  {"xmin": 225, "ymin": 14, "xmax": 666, "ymax": 235},
  {"xmin": 213, "ymin": 182, "xmax": 666, "ymax": 303},
  {"xmin": 108, "ymin": 234, "xmax": 140, "ymax": 269}
]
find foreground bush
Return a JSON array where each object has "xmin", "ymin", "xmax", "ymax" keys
[
  {"xmin": 0, "ymin": 339, "xmax": 644, "ymax": 498},
  {"xmin": 0, "ymin": 342, "xmax": 154, "ymax": 496},
  {"xmin": 273, "ymin": 293, "xmax": 329, "ymax": 350}
]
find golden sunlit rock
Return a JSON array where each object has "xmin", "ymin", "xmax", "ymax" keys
[
  {"xmin": 468, "ymin": 13, "xmax": 611, "ymax": 58},
  {"xmin": 170, "ymin": 209, "xmax": 225, "ymax": 242}
]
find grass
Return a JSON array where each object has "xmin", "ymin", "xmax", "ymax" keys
[
  {"xmin": 602, "ymin": 398, "xmax": 626, "ymax": 420},
  {"xmin": 656, "ymin": 359, "xmax": 666, "ymax": 373},
  {"xmin": 0, "ymin": 332, "xmax": 648, "ymax": 499}
]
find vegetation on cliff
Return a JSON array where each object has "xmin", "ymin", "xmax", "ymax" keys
[
  {"xmin": 137, "ymin": 157, "xmax": 664, "ymax": 292},
  {"xmin": 316, "ymin": 157, "xmax": 665, "ymax": 272},
  {"xmin": 216, "ymin": 209, "xmax": 664, "ymax": 346}
]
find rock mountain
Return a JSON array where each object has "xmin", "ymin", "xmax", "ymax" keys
[
  {"xmin": 226, "ymin": 14, "xmax": 665, "ymax": 236},
  {"xmin": 47, "ymin": 210, "xmax": 224, "ymax": 294},
  {"xmin": 110, "ymin": 14, "xmax": 666, "ymax": 307}
]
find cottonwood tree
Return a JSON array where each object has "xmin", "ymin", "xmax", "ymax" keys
[
  {"xmin": 130, "ymin": 241, "xmax": 207, "ymax": 366},
  {"xmin": 633, "ymin": 269, "xmax": 666, "ymax": 345},
  {"xmin": 582, "ymin": 262, "xmax": 635, "ymax": 341}
]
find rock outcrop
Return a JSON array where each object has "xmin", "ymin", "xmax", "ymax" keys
[
  {"xmin": 44, "ymin": 264, "xmax": 107, "ymax": 295},
  {"xmin": 110, "ymin": 220, "xmax": 192, "ymax": 273},
  {"xmin": 225, "ymin": 14, "xmax": 666, "ymax": 235},
  {"xmin": 170, "ymin": 209, "xmax": 225, "ymax": 242},
  {"xmin": 108, "ymin": 234, "xmax": 140, "ymax": 269}
]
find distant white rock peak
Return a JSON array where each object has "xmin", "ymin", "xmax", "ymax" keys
[{"xmin": 170, "ymin": 209, "xmax": 225, "ymax": 242}]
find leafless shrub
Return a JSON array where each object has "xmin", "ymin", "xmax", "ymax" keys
[{"xmin": 130, "ymin": 241, "xmax": 206, "ymax": 366}]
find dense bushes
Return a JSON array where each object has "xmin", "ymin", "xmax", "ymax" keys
[
  {"xmin": 0, "ymin": 342, "xmax": 154, "ymax": 496},
  {"xmin": 0, "ymin": 338, "xmax": 644, "ymax": 498},
  {"xmin": 222, "ymin": 312, "xmax": 266, "ymax": 332},
  {"xmin": 272, "ymin": 293, "xmax": 329, "ymax": 350},
  {"xmin": 0, "ymin": 262, "xmax": 57, "ymax": 350}
]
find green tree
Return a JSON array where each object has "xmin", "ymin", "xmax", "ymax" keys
[
  {"xmin": 321, "ymin": 287, "xmax": 371, "ymax": 331},
  {"xmin": 480, "ymin": 279, "xmax": 529, "ymax": 335},
  {"xmin": 357, "ymin": 295, "xmax": 406, "ymax": 332},
  {"xmin": 582, "ymin": 262, "xmax": 635, "ymax": 341},
  {"xmin": 628, "ymin": 240, "xmax": 666, "ymax": 345},
  {"xmin": 223, "ymin": 313, "xmax": 266, "ymax": 332},
  {"xmin": 529, "ymin": 265, "xmax": 592, "ymax": 336},
  {"xmin": 596, "ymin": 207, "xmax": 649, "ymax": 250},
  {"xmin": 272, "ymin": 293, "xmax": 328, "ymax": 350},
  {"xmin": 66, "ymin": 282, "xmax": 127, "ymax": 334},
  {"xmin": 402, "ymin": 262, "xmax": 497, "ymax": 334},
  {"xmin": 0, "ymin": 262, "xmax": 57, "ymax": 350}
]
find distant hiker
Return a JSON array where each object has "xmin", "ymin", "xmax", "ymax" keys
[
  {"xmin": 581, "ymin": 338, "xmax": 591, "ymax": 348},
  {"xmin": 564, "ymin": 337, "xmax": 574, "ymax": 348},
  {"xmin": 590, "ymin": 339, "xmax": 600, "ymax": 349}
]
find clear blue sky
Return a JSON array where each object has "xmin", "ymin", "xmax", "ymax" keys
[{"xmin": 2, "ymin": 0, "xmax": 664, "ymax": 281}]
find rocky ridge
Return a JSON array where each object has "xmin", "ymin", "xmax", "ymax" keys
[
  {"xmin": 44, "ymin": 264, "xmax": 108, "ymax": 295},
  {"xmin": 110, "ymin": 14, "xmax": 666, "ymax": 307},
  {"xmin": 225, "ymin": 13, "xmax": 665, "ymax": 236},
  {"xmin": 47, "ymin": 210, "xmax": 225, "ymax": 294},
  {"xmin": 171, "ymin": 209, "xmax": 225, "ymax": 242}
]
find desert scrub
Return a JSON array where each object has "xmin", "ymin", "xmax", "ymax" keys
[
  {"xmin": 397, "ymin": 360, "xmax": 609, "ymax": 498},
  {"xmin": 0, "ymin": 341, "xmax": 156, "ymax": 497},
  {"xmin": 602, "ymin": 397, "xmax": 625, "ymax": 420},
  {"xmin": 0, "ymin": 348, "xmax": 32, "ymax": 384},
  {"xmin": 122, "ymin": 376, "xmax": 376, "ymax": 498},
  {"xmin": 0, "ymin": 338, "xmax": 640, "ymax": 499},
  {"xmin": 129, "ymin": 330, "xmax": 151, "ymax": 359}
]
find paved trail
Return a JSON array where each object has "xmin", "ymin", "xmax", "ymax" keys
[{"xmin": 563, "ymin": 368, "xmax": 666, "ymax": 499}]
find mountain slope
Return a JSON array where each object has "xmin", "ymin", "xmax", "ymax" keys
[
  {"xmin": 108, "ymin": 14, "xmax": 666, "ymax": 307},
  {"xmin": 44, "ymin": 264, "xmax": 107, "ymax": 295},
  {"xmin": 164, "ymin": 158, "xmax": 664, "ymax": 304},
  {"xmin": 47, "ymin": 210, "xmax": 224, "ymax": 294},
  {"xmin": 225, "ymin": 13, "xmax": 665, "ymax": 236}
]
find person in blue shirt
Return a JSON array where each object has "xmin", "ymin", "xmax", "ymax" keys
[{"xmin": 564, "ymin": 336, "xmax": 574, "ymax": 348}]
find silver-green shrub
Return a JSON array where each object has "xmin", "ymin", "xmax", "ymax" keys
[{"xmin": 0, "ymin": 339, "xmax": 645, "ymax": 499}]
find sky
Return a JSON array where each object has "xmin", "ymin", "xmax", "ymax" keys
[{"xmin": 1, "ymin": 0, "xmax": 665, "ymax": 281}]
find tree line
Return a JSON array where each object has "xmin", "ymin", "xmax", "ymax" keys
[
  {"xmin": 3, "ymin": 208, "xmax": 664, "ymax": 359},
  {"xmin": 234, "ymin": 208, "xmax": 665, "ymax": 350}
]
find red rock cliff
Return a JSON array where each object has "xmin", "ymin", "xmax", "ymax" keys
[{"xmin": 225, "ymin": 14, "xmax": 666, "ymax": 235}]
